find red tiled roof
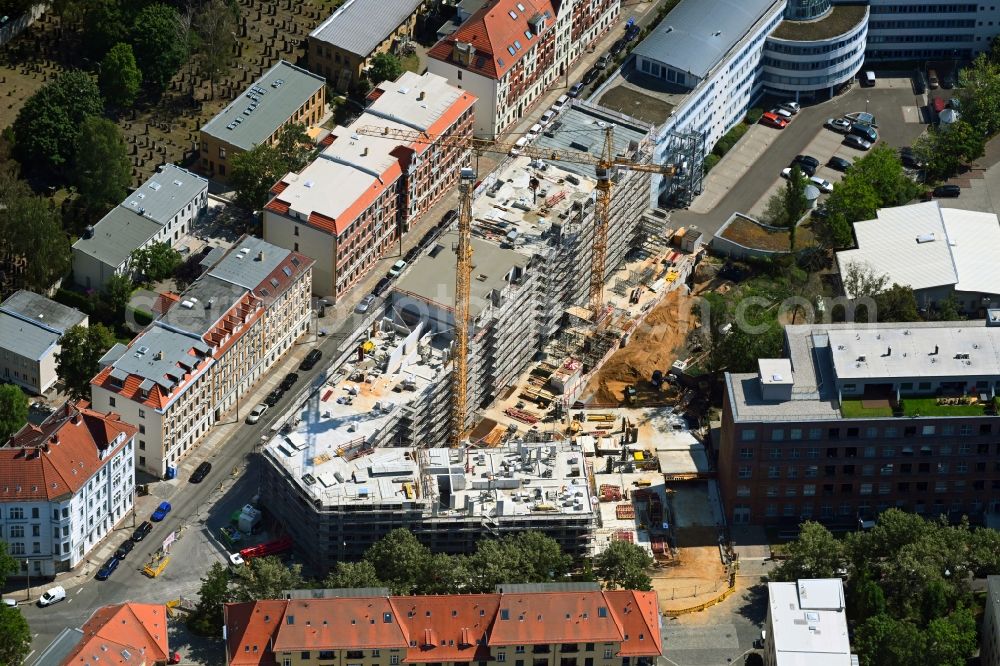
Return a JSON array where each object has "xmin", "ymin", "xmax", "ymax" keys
[
  {"xmin": 272, "ymin": 598, "xmax": 408, "ymax": 651},
  {"xmin": 271, "ymin": 181, "xmax": 290, "ymax": 196},
  {"xmin": 264, "ymin": 198, "xmax": 291, "ymax": 215},
  {"xmin": 489, "ymin": 592, "xmax": 624, "ymax": 646},
  {"xmin": 427, "ymin": 0, "xmax": 556, "ymax": 79},
  {"xmin": 0, "ymin": 403, "xmax": 136, "ymax": 502},
  {"xmin": 91, "ymin": 336, "xmax": 212, "ymax": 411},
  {"xmin": 227, "ymin": 601, "xmax": 285, "ymax": 666},
  {"xmin": 390, "ymin": 594, "xmax": 500, "ymax": 663},
  {"xmin": 63, "ymin": 603, "xmax": 170, "ymax": 665},
  {"xmin": 152, "ymin": 292, "xmax": 181, "ymax": 316},
  {"xmin": 604, "ymin": 591, "xmax": 662, "ymax": 657}
]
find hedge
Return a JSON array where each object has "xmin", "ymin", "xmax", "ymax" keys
[{"xmin": 703, "ymin": 153, "xmax": 721, "ymax": 173}]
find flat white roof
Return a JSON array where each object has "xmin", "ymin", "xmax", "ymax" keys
[
  {"xmin": 758, "ymin": 358, "xmax": 793, "ymax": 385},
  {"xmin": 367, "ymin": 71, "xmax": 467, "ymax": 133},
  {"xmin": 768, "ymin": 580, "xmax": 852, "ymax": 666},
  {"xmin": 837, "ymin": 201, "xmax": 1000, "ymax": 297}
]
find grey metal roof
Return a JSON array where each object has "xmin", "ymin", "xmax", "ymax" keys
[
  {"xmin": 201, "ymin": 60, "xmax": 325, "ymax": 152},
  {"xmin": 99, "ymin": 343, "xmax": 129, "ymax": 368},
  {"xmin": 72, "ymin": 207, "xmax": 163, "ymax": 270},
  {"xmin": 310, "ymin": 0, "xmax": 424, "ymax": 57},
  {"xmin": 532, "ymin": 102, "xmax": 651, "ymax": 179},
  {"xmin": 0, "ymin": 312, "xmax": 60, "ymax": 361},
  {"xmin": 632, "ymin": 0, "xmax": 782, "ymax": 79},
  {"xmin": 208, "ymin": 236, "xmax": 292, "ymax": 290},
  {"xmin": 30, "ymin": 628, "xmax": 84, "ymax": 666},
  {"xmin": 0, "ymin": 290, "xmax": 86, "ymax": 333},
  {"xmin": 121, "ymin": 164, "xmax": 207, "ymax": 226},
  {"xmin": 110, "ymin": 325, "xmax": 210, "ymax": 390},
  {"xmin": 158, "ymin": 275, "xmax": 249, "ymax": 338}
]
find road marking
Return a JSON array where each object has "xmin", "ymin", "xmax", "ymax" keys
[
  {"xmin": 66, "ymin": 598, "xmax": 72, "ymax": 604},
  {"xmin": 76, "ymin": 587, "xmax": 84, "ymax": 595},
  {"xmin": 25, "ymin": 650, "xmax": 35, "ymax": 661},
  {"xmin": 32, "ymin": 633, "xmax": 38, "ymax": 638}
]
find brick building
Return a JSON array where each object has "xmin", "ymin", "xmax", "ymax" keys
[
  {"xmin": 427, "ymin": 0, "xmax": 619, "ymax": 137},
  {"xmin": 720, "ymin": 320, "xmax": 1000, "ymax": 527},
  {"xmin": 263, "ymin": 71, "xmax": 475, "ymax": 300}
]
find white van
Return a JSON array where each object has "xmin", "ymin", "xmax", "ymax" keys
[
  {"xmin": 553, "ymin": 94, "xmax": 569, "ymax": 110},
  {"xmin": 863, "ymin": 71, "xmax": 876, "ymax": 87},
  {"xmin": 38, "ymin": 586, "xmax": 66, "ymax": 607}
]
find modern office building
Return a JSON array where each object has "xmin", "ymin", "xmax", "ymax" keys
[
  {"xmin": 0, "ymin": 402, "xmax": 136, "ymax": 577},
  {"xmin": 427, "ymin": 0, "xmax": 619, "ymax": 137},
  {"xmin": 720, "ymin": 320, "xmax": 1000, "ymax": 527},
  {"xmin": 263, "ymin": 71, "xmax": 475, "ymax": 299},
  {"xmin": 90, "ymin": 237, "xmax": 313, "ymax": 478},
  {"xmin": 866, "ymin": 0, "xmax": 1000, "ymax": 61},
  {"xmin": 199, "ymin": 60, "xmax": 326, "ymax": 182},
  {"xmin": 0, "ymin": 290, "xmax": 87, "ymax": 394},
  {"xmin": 224, "ymin": 588, "xmax": 662, "ymax": 666},
  {"xmin": 984, "ymin": 576, "xmax": 1000, "ymax": 666},
  {"xmin": 71, "ymin": 164, "xmax": 208, "ymax": 290},
  {"xmin": 764, "ymin": 579, "xmax": 854, "ymax": 666}
]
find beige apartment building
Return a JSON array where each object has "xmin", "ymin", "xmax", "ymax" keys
[
  {"xmin": 225, "ymin": 588, "xmax": 662, "ymax": 666},
  {"xmin": 90, "ymin": 237, "xmax": 313, "ymax": 478},
  {"xmin": 200, "ymin": 60, "xmax": 326, "ymax": 183}
]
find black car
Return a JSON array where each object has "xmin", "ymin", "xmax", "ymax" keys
[
  {"xmin": 131, "ymin": 521, "xmax": 153, "ymax": 542},
  {"xmin": 582, "ymin": 67, "xmax": 600, "ymax": 85},
  {"xmin": 900, "ymin": 148, "xmax": 924, "ymax": 169},
  {"xmin": 941, "ymin": 71, "xmax": 955, "ymax": 89},
  {"xmin": 440, "ymin": 209, "xmax": 458, "ymax": 228},
  {"xmin": 373, "ymin": 276, "xmax": 392, "ymax": 297},
  {"xmin": 610, "ymin": 37, "xmax": 627, "ymax": 56},
  {"xmin": 300, "ymin": 349, "xmax": 322, "ymax": 371},
  {"xmin": 626, "ymin": 24, "xmax": 640, "ymax": 41},
  {"xmin": 265, "ymin": 388, "xmax": 283, "ymax": 407},
  {"xmin": 933, "ymin": 184, "xmax": 961, "ymax": 197},
  {"xmin": 114, "ymin": 540, "xmax": 135, "ymax": 559},
  {"xmin": 280, "ymin": 373, "xmax": 299, "ymax": 391},
  {"xmin": 790, "ymin": 162, "xmax": 816, "ymax": 177},
  {"xmin": 190, "ymin": 461, "xmax": 212, "ymax": 484},
  {"xmin": 913, "ymin": 69, "xmax": 926, "ymax": 95},
  {"xmin": 827, "ymin": 156, "xmax": 852, "ymax": 172},
  {"xmin": 793, "ymin": 154, "xmax": 819, "ymax": 169},
  {"xmin": 568, "ymin": 82, "xmax": 585, "ymax": 98}
]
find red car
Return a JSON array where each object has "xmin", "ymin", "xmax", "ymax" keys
[{"xmin": 760, "ymin": 112, "xmax": 788, "ymax": 129}]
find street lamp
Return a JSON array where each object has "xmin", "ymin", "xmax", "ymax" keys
[
  {"xmin": 865, "ymin": 98, "xmax": 870, "ymax": 114},
  {"xmin": 24, "ymin": 559, "xmax": 30, "ymax": 602}
]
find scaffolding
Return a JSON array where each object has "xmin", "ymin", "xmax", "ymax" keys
[{"xmin": 656, "ymin": 128, "xmax": 706, "ymax": 210}]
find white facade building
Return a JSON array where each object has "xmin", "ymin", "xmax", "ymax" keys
[
  {"xmin": 764, "ymin": 579, "xmax": 855, "ymax": 666},
  {"xmin": 867, "ymin": 0, "xmax": 1000, "ymax": 61},
  {"xmin": 0, "ymin": 403, "xmax": 136, "ymax": 577},
  {"xmin": 72, "ymin": 164, "xmax": 208, "ymax": 290},
  {"xmin": 0, "ymin": 290, "xmax": 87, "ymax": 394}
]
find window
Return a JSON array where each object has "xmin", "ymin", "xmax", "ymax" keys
[
  {"xmin": 808, "ymin": 428, "xmax": 822, "ymax": 440},
  {"xmin": 139, "ymin": 440, "xmax": 145, "ymax": 450},
  {"xmin": 109, "ymin": 397, "xmax": 116, "ymax": 407},
  {"xmin": 771, "ymin": 429, "xmax": 785, "ymax": 441},
  {"xmin": 768, "ymin": 466, "xmax": 780, "ymax": 479},
  {"xmin": 498, "ymin": 653, "xmax": 507, "ymax": 662},
  {"xmin": 139, "ymin": 425, "xmax": 145, "ymax": 435},
  {"xmin": 769, "ymin": 448, "xmax": 782, "ymax": 459},
  {"xmin": 372, "ymin": 650, "xmax": 380, "ymax": 657},
  {"xmin": 10, "ymin": 507, "xmax": 23, "ymax": 520},
  {"xmin": 803, "ymin": 484, "xmax": 816, "ymax": 496},
  {"xmin": 860, "ymin": 483, "xmax": 873, "ymax": 495},
  {"xmin": 603, "ymin": 650, "xmax": 613, "ymax": 660},
  {"xmin": 10, "ymin": 525, "xmax": 23, "ymax": 538},
  {"xmin": 301, "ymin": 653, "xmax": 310, "ymax": 660},
  {"xmin": 391, "ymin": 657, "xmax": 400, "ymax": 665},
  {"xmin": 737, "ymin": 485, "xmax": 751, "ymax": 497},
  {"xmin": 863, "ymin": 446, "xmax": 876, "ymax": 458},
  {"xmin": 739, "ymin": 447, "xmax": 754, "ymax": 459},
  {"xmin": 790, "ymin": 428, "xmax": 802, "ymax": 440},
  {"xmin": 738, "ymin": 465, "xmax": 752, "ymax": 479},
  {"xmin": 766, "ymin": 486, "xmax": 778, "ymax": 497},
  {"xmin": 741, "ymin": 429, "xmax": 757, "ymax": 442},
  {"xmin": 32, "ymin": 524, "xmax": 40, "ymax": 537}
]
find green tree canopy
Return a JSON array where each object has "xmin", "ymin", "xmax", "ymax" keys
[
  {"xmin": 958, "ymin": 53, "xmax": 1000, "ymax": 137},
  {"xmin": 56, "ymin": 324, "xmax": 116, "ymax": 400},
  {"xmin": 232, "ymin": 556, "xmax": 304, "ymax": 602},
  {"xmin": 914, "ymin": 120, "xmax": 985, "ymax": 181},
  {"xmin": 275, "ymin": 123, "xmax": 314, "ymax": 172},
  {"xmin": 323, "ymin": 560, "xmax": 383, "ymax": 590},
  {"xmin": 854, "ymin": 614, "xmax": 925, "ymax": 666},
  {"xmin": 368, "ymin": 52, "xmax": 403, "ymax": 86},
  {"xmin": 771, "ymin": 521, "xmax": 846, "ymax": 581},
  {"xmin": 100, "ymin": 42, "xmax": 143, "ymax": 110},
  {"xmin": 846, "ymin": 144, "xmax": 922, "ymax": 207},
  {"xmin": 130, "ymin": 242, "xmax": 182, "ymax": 282},
  {"xmin": 363, "ymin": 529, "xmax": 433, "ymax": 595},
  {"xmin": 230, "ymin": 142, "xmax": 292, "ymax": 211},
  {"xmin": 193, "ymin": 0, "xmax": 238, "ymax": 99},
  {"xmin": 73, "ymin": 116, "xmax": 132, "ymax": 212},
  {"xmin": 761, "ymin": 166, "xmax": 808, "ymax": 229},
  {"xmin": 0, "ymin": 384, "xmax": 28, "ymax": 441},
  {"xmin": 103, "ymin": 273, "xmax": 134, "ymax": 316},
  {"xmin": 130, "ymin": 3, "xmax": 188, "ymax": 90},
  {"xmin": 0, "ymin": 188, "xmax": 71, "ymax": 294},
  {"xmin": 12, "ymin": 70, "xmax": 104, "ymax": 179},
  {"xmin": 594, "ymin": 541, "xmax": 652, "ymax": 591},
  {"xmin": 0, "ymin": 543, "xmax": 29, "ymax": 665},
  {"xmin": 82, "ymin": 0, "xmax": 129, "ymax": 61},
  {"xmin": 189, "ymin": 561, "xmax": 232, "ymax": 636}
]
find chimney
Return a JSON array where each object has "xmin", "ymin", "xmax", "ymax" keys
[
  {"xmin": 362, "ymin": 146, "xmax": 368, "ymax": 157},
  {"xmin": 256, "ymin": 250, "xmax": 264, "ymax": 261},
  {"xmin": 154, "ymin": 351, "xmax": 163, "ymax": 361},
  {"xmin": 418, "ymin": 90, "xmax": 425, "ymax": 101}
]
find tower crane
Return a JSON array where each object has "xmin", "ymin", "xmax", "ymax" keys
[{"xmin": 355, "ymin": 124, "xmax": 676, "ymax": 447}]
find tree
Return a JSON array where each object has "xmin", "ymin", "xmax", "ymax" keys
[
  {"xmin": 130, "ymin": 3, "xmax": 189, "ymax": 91},
  {"xmin": 193, "ymin": 0, "xmax": 238, "ymax": 99},
  {"xmin": 924, "ymin": 607, "xmax": 977, "ymax": 666},
  {"xmin": 82, "ymin": 0, "xmax": 129, "ymax": 61},
  {"xmin": 0, "ymin": 542, "xmax": 30, "ymax": 666},
  {"xmin": 56, "ymin": 324, "xmax": 116, "ymax": 400},
  {"xmin": 841, "ymin": 261, "xmax": 888, "ymax": 299},
  {"xmin": 368, "ymin": 52, "xmax": 403, "ymax": 86},
  {"xmin": 914, "ymin": 121, "xmax": 986, "ymax": 181},
  {"xmin": 419, "ymin": 553, "xmax": 471, "ymax": 594},
  {"xmin": 229, "ymin": 142, "xmax": 294, "ymax": 211},
  {"xmin": 73, "ymin": 116, "xmax": 131, "ymax": 212},
  {"xmin": 824, "ymin": 177, "xmax": 880, "ymax": 227},
  {"xmin": 931, "ymin": 294, "xmax": 963, "ymax": 321},
  {"xmin": 0, "ymin": 385, "xmax": 28, "ymax": 441},
  {"xmin": 771, "ymin": 522, "xmax": 846, "ymax": 582},
  {"xmin": 846, "ymin": 144, "xmax": 922, "ymax": 207},
  {"xmin": 511, "ymin": 531, "xmax": 572, "ymax": 583},
  {"xmin": 12, "ymin": 70, "xmax": 104, "ymax": 179},
  {"xmin": 363, "ymin": 528, "xmax": 432, "ymax": 595},
  {"xmin": 130, "ymin": 242, "xmax": 182, "ymax": 282},
  {"xmin": 103, "ymin": 273, "xmax": 134, "ymax": 316},
  {"xmin": 812, "ymin": 211, "xmax": 854, "ymax": 250},
  {"xmin": 854, "ymin": 614, "xmax": 924, "ymax": 666},
  {"xmin": 761, "ymin": 166, "xmax": 808, "ymax": 229},
  {"xmin": 99, "ymin": 42, "xmax": 142, "ymax": 110},
  {"xmin": 275, "ymin": 123, "xmax": 314, "ymax": 173},
  {"xmin": 874, "ymin": 284, "xmax": 920, "ymax": 322},
  {"xmin": 958, "ymin": 53, "xmax": 1000, "ymax": 137},
  {"xmin": 848, "ymin": 572, "xmax": 887, "ymax": 623},
  {"xmin": 594, "ymin": 541, "xmax": 652, "ymax": 591},
  {"xmin": 0, "ymin": 191, "xmax": 71, "ymax": 294},
  {"xmin": 232, "ymin": 556, "xmax": 304, "ymax": 601},
  {"xmin": 323, "ymin": 560, "xmax": 383, "ymax": 590},
  {"xmin": 189, "ymin": 562, "xmax": 232, "ymax": 636}
]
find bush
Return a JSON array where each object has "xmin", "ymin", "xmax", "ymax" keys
[
  {"xmin": 54, "ymin": 288, "xmax": 96, "ymax": 315},
  {"xmin": 704, "ymin": 153, "xmax": 721, "ymax": 173},
  {"xmin": 128, "ymin": 307, "xmax": 154, "ymax": 327},
  {"xmin": 746, "ymin": 107, "xmax": 764, "ymax": 124},
  {"xmin": 713, "ymin": 123, "xmax": 749, "ymax": 157}
]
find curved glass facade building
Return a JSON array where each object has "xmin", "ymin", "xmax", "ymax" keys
[{"xmin": 785, "ymin": 0, "xmax": 832, "ymax": 20}]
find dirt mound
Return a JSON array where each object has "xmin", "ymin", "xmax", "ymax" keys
[{"xmin": 580, "ymin": 289, "xmax": 696, "ymax": 405}]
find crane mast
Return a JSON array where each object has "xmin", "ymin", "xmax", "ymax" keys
[
  {"xmin": 449, "ymin": 167, "xmax": 476, "ymax": 447},
  {"xmin": 591, "ymin": 126, "xmax": 615, "ymax": 320}
]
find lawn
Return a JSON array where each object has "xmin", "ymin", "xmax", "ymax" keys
[
  {"xmin": 840, "ymin": 399, "xmax": 893, "ymax": 418},
  {"xmin": 720, "ymin": 215, "xmax": 792, "ymax": 252},
  {"xmin": 597, "ymin": 85, "xmax": 675, "ymax": 126},
  {"xmin": 401, "ymin": 52, "xmax": 422, "ymax": 75},
  {"xmin": 902, "ymin": 397, "xmax": 988, "ymax": 417},
  {"xmin": 770, "ymin": 5, "xmax": 868, "ymax": 41}
]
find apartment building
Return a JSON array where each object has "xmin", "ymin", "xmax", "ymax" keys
[
  {"xmin": 264, "ymin": 71, "xmax": 475, "ymax": 299},
  {"xmin": 200, "ymin": 60, "xmax": 326, "ymax": 183},
  {"xmin": 34, "ymin": 603, "xmax": 173, "ymax": 666},
  {"xmin": 764, "ymin": 579, "xmax": 854, "ymax": 666},
  {"xmin": 719, "ymin": 320, "xmax": 1000, "ymax": 527},
  {"xmin": 90, "ymin": 237, "xmax": 313, "ymax": 478},
  {"xmin": 71, "ymin": 164, "xmax": 208, "ymax": 290},
  {"xmin": 0, "ymin": 402, "xmax": 136, "ymax": 577},
  {"xmin": 308, "ymin": 0, "xmax": 426, "ymax": 92},
  {"xmin": 0, "ymin": 290, "xmax": 87, "ymax": 394},
  {"xmin": 224, "ymin": 588, "xmax": 662, "ymax": 666},
  {"xmin": 427, "ymin": 0, "xmax": 619, "ymax": 138},
  {"xmin": 984, "ymin": 576, "xmax": 1000, "ymax": 666}
]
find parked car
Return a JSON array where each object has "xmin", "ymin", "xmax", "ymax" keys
[
  {"xmin": 770, "ymin": 107, "xmax": 792, "ymax": 119},
  {"xmin": 626, "ymin": 23, "xmax": 640, "ymax": 40},
  {"xmin": 131, "ymin": 521, "xmax": 153, "ymax": 542},
  {"xmin": 933, "ymin": 184, "xmax": 961, "ymax": 197},
  {"xmin": 899, "ymin": 148, "xmax": 924, "ymax": 169},
  {"xmin": 388, "ymin": 259, "xmax": 407, "ymax": 277},
  {"xmin": 1, "ymin": 598, "xmax": 16, "ymax": 608},
  {"xmin": 151, "ymin": 501, "xmax": 171, "ymax": 522},
  {"xmin": 440, "ymin": 209, "xmax": 458, "ymax": 227},
  {"xmin": 850, "ymin": 123, "xmax": 878, "ymax": 143},
  {"xmin": 862, "ymin": 70, "xmax": 876, "ymax": 87},
  {"xmin": 843, "ymin": 135, "xmax": 872, "ymax": 150},
  {"xmin": 941, "ymin": 70, "xmax": 955, "ymax": 89},
  {"xmin": 582, "ymin": 67, "xmax": 600, "ymax": 85},
  {"xmin": 825, "ymin": 118, "xmax": 851, "ymax": 133},
  {"xmin": 509, "ymin": 136, "xmax": 529, "ymax": 156},
  {"xmin": 791, "ymin": 155, "xmax": 818, "ymax": 175},
  {"xmin": 354, "ymin": 294, "xmax": 376, "ymax": 314},
  {"xmin": 610, "ymin": 37, "xmax": 627, "ymax": 56},
  {"xmin": 96, "ymin": 557, "xmax": 120, "ymax": 581},
  {"xmin": 552, "ymin": 94, "xmax": 569, "ymax": 110},
  {"xmin": 809, "ymin": 176, "xmax": 834, "ymax": 193},
  {"xmin": 373, "ymin": 276, "xmax": 392, "ymax": 296},
  {"xmin": 280, "ymin": 373, "xmax": 299, "ymax": 391},
  {"xmin": 596, "ymin": 54, "xmax": 612, "ymax": 70},
  {"xmin": 37, "ymin": 586, "xmax": 66, "ymax": 607},
  {"xmin": 300, "ymin": 348, "xmax": 322, "ymax": 371},
  {"xmin": 246, "ymin": 403, "xmax": 269, "ymax": 424},
  {"xmin": 189, "ymin": 461, "xmax": 212, "ymax": 484},
  {"xmin": 568, "ymin": 82, "xmax": 585, "ymax": 98},
  {"xmin": 779, "ymin": 101, "xmax": 801, "ymax": 115},
  {"xmin": 913, "ymin": 69, "xmax": 927, "ymax": 95},
  {"xmin": 264, "ymin": 388, "xmax": 283, "ymax": 407},
  {"xmin": 928, "ymin": 68, "xmax": 940, "ymax": 90},
  {"xmin": 760, "ymin": 112, "xmax": 788, "ymax": 129},
  {"xmin": 827, "ymin": 156, "xmax": 852, "ymax": 172}
]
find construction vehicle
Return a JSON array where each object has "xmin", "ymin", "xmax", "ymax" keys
[
  {"xmin": 354, "ymin": 125, "xmax": 675, "ymax": 447},
  {"xmin": 228, "ymin": 536, "xmax": 293, "ymax": 567}
]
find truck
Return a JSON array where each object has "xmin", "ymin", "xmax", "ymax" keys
[{"xmin": 229, "ymin": 536, "xmax": 293, "ymax": 567}]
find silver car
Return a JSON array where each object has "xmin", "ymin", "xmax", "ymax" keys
[
  {"xmin": 843, "ymin": 135, "xmax": 872, "ymax": 151},
  {"xmin": 826, "ymin": 118, "xmax": 852, "ymax": 133}
]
